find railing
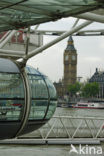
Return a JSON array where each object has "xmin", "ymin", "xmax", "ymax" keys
[{"xmin": 22, "ymin": 116, "xmax": 104, "ymax": 139}]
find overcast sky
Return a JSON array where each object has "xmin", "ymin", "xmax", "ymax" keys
[{"xmin": 27, "ymin": 17, "xmax": 104, "ymax": 82}]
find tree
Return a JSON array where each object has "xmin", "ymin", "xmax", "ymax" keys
[
  {"xmin": 81, "ymin": 82, "xmax": 99, "ymax": 98},
  {"xmin": 68, "ymin": 82, "xmax": 81, "ymax": 97}
]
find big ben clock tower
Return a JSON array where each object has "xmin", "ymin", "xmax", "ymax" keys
[{"xmin": 64, "ymin": 36, "xmax": 77, "ymax": 93}]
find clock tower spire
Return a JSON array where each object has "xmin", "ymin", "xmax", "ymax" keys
[{"xmin": 64, "ymin": 36, "xmax": 77, "ymax": 93}]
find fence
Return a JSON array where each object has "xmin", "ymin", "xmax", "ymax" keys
[{"xmin": 21, "ymin": 116, "xmax": 104, "ymax": 139}]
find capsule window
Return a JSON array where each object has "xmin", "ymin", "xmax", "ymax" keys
[
  {"xmin": 46, "ymin": 101, "xmax": 57, "ymax": 119},
  {"xmin": 0, "ymin": 73, "xmax": 25, "ymax": 121},
  {"xmin": 44, "ymin": 78, "xmax": 57, "ymax": 119},
  {"xmin": 28, "ymin": 74, "xmax": 49, "ymax": 120},
  {"xmin": 45, "ymin": 77, "xmax": 57, "ymax": 99}
]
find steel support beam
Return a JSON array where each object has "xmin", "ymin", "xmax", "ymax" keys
[
  {"xmin": 25, "ymin": 27, "xmax": 30, "ymax": 55},
  {"xmin": 75, "ymin": 12, "xmax": 104, "ymax": 23},
  {"xmin": 0, "ymin": 30, "xmax": 17, "ymax": 49},
  {"xmin": 37, "ymin": 29, "xmax": 104, "ymax": 36},
  {"xmin": 34, "ymin": 25, "xmax": 40, "ymax": 33},
  {"xmin": 72, "ymin": 18, "xmax": 79, "ymax": 28},
  {"xmin": 0, "ymin": 31, "xmax": 11, "ymax": 43},
  {"xmin": 0, "ymin": 49, "xmax": 25, "ymax": 57},
  {"xmin": 24, "ymin": 20, "xmax": 92, "ymax": 60},
  {"xmin": 36, "ymin": 30, "xmax": 65, "ymax": 36}
]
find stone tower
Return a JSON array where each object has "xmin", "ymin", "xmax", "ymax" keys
[{"xmin": 64, "ymin": 36, "xmax": 77, "ymax": 93}]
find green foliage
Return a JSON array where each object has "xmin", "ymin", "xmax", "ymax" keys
[
  {"xmin": 68, "ymin": 82, "xmax": 81, "ymax": 96},
  {"xmin": 81, "ymin": 82, "xmax": 99, "ymax": 98}
]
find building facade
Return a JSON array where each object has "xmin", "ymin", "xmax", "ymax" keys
[
  {"xmin": 64, "ymin": 36, "xmax": 77, "ymax": 93},
  {"xmin": 54, "ymin": 36, "xmax": 77, "ymax": 97},
  {"xmin": 89, "ymin": 68, "xmax": 104, "ymax": 98},
  {"xmin": 54, "ymin": 81, "xmax": 64, "ymax": 97}
]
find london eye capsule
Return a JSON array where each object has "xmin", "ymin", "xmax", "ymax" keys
[{"xmin": 0, "ymin": 58, "xmax": 57, "ymax": 139}]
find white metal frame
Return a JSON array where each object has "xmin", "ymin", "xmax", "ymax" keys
[
  {"xmin": 75, "ymin": 12, "xmax": 104, "ymax": 24},
  {"xmin": 0, "ymin": 12, "xmax": 103, "ymax": 65},
  {"xmin": 34, "ymin": 29, "xmax": 104, "ymax": 36},
  {"xmin": 24, "ymin": 116, "xmax": 104, "ymax": 140},
  {"xmin": 0, "ymin": 20, "xmax": 91, "ymax": 61},
  {"xmin": 24, "ymin": 20, "xmax": 92, "ymax": 61}
]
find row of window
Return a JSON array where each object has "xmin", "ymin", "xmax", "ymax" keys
[{"xmin": 91, "ymin": 76, "xmax": 104, "ymax": 82}]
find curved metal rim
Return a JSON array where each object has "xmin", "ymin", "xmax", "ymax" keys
[
  {"xmin": 42, "ymin": 76, "xmax": 50, "ymax": 120},
  {"xmin": 12, "ymin": 60, "xmax": 31, "ymax": 137}
]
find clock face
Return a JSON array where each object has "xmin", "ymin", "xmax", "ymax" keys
[
  {"xmin": 65, "ymin": 55, "xmax": 69, "ymax": 61},
  {"xmin": 72, "ymin": 55, "xmax": 76, "ymax": 61}
]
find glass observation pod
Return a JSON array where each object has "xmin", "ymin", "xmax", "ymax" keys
[{"xmin": 0, "ymin": 58, "xmax": 57, "ymax": 139}]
